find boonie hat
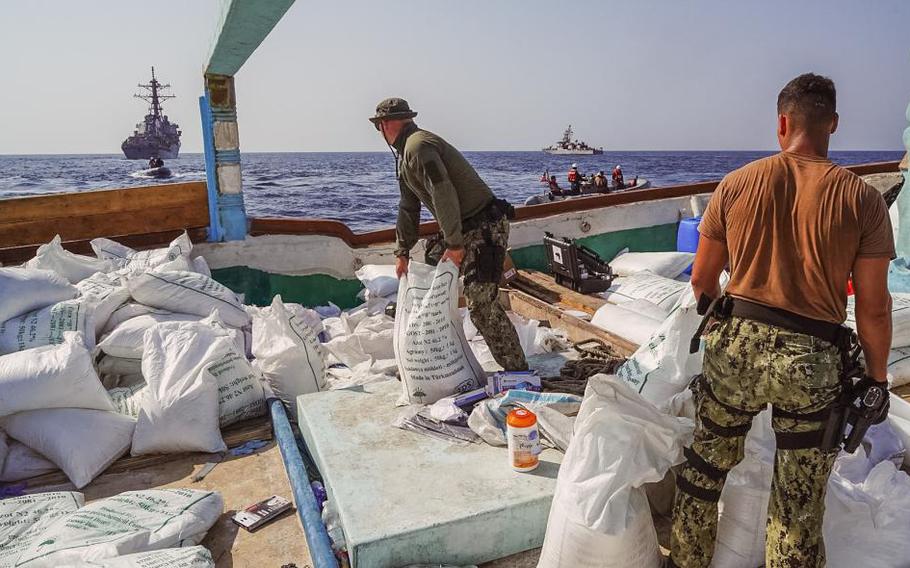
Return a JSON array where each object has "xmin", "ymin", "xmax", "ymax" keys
[{"xmin": 369, "ymin": 98, "xmax": 418, "ymax": 124}]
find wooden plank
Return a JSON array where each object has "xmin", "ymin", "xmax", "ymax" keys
[
  {"xmin": 514, "ymin": 270, "xmax": 607, "ymax": 315},
  {"xmin": 0, "ymin": 206, "xmax": 210, "ymax": 248},
  {"xmin": 506, "ymin": 289, "xmax": 638, "ymax": 356},
  {"xmin": 21, "ymin": 417, "xmax": 272, "ymax": 488},
  {"xmin": 0, "ymin": 182, "xmax": 208, "ymax": 224}
]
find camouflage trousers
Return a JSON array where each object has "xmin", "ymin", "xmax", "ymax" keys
[
  {"xmin": 670, "ymin": 316, "xmax": 841, "ymax": 568},
  {"xmin": 425, "ymin": 216, "xmax": 528, "ymax": 371}
]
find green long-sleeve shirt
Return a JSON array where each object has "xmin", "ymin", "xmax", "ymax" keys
[{"xmin": 393, "ymin": 122, "xmax": 494, "ymax": 257}]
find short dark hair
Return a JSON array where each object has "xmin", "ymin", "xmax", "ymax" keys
[{"xmin": 777, "ymin": 73, "xmax": 837, "ymax": 127}]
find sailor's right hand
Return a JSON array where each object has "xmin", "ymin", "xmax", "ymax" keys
[{"xmin": 396, "ymin": 255, "xmax": 410, "ymax": 279}]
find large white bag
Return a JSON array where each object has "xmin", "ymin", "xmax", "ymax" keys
[
  {"xmin": 602, "ymin": 272, "xmax": 688, "ymax": 312},
  {"xmin": 108, "ymin": 384, "xmax": 147, "ymax": 418},
  {"xmin": 1, "ymin": 409, "xmax": 135, "ymax": 489},
  {"xmin": 0, "ymin": 491, "xmax": 84, "ymax": 566},
  {"xmin": 394, "ymin": 261, "xmax": 485, "ymax": 405},
  {"xmin": 0, "ymin": 297, "xmax": 96, "ymax": 355},
  {"xmin": 0, "ymin": 332, "xmax": 113, "ymax": 417},
  {"xmin": 590, "ymin": 300, "xmax": 666, "ymax": 346},
  {"xmin": 355, "ymin": 264, "xmax": 399, "ymax": 298},
  {"xmin": 609, "ymin": 251, "xmax": 695, "ymax": 279},
  {"xmin": 57, "ymin": 546, "xmax": 214, "ymax": 568},
  {"xmin": 75, "ymin": 272, "xmax": 130, "ymax": 338},
  {"xmin": 102, "ymin": 303, "xmax": 173, "ymax": 335},
  {"xmin": 0, "ymin": 441, "xmax": 58, "ymax": 482},
  {"xmin": 823, "ymin": 455, "xmax": 910, "ymax": 568},
  {"xmin": 0, "ymin": 267, "xmax": 77, "ymax": 324},
  {"xmin": 251, "ymin": 296, "xmax": 326, "ymax": 418},
  {"xmin": 538, "ymin": 375, "xmax": 694, "ymax": 567},
  {"xmin": 711, "ymin": 409, "xmax": 775, "ymax": 568},
  {"xmin": 131, "ymin": 322, "xmax": 225, "ymax": 455},
  {"xmin": 128, "ymin": 270, "xmax": 250, "ymax": 328},
  {"xmin": 90, "ymin": 232, "xmax": 193, "ymax": 271},
  {"xmin": 25, "ymin": 235, "xmax": 113, "ymax": 284},
  {"xmin": 204, "ymin": 343, "xmax": 266, "ymax": 427},
  {"xmin": 97, "ymin": 312, "xmax": 204, "ymax": 359},
  {"xmin": 11, "ymin": 489, "xmax": 222, "ymax": 568},
  {"xmin": 845, "ymin": 293, "xmax": 910, "ymax": 349},
  {"xmin": 616, "ymin": 288, "xmax": 707, "ymax": 407}
]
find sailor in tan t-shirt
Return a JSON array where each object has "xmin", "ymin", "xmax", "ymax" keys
[{"xmin": 669, "ymin": 74, "xmax": 894, "ymax": 568}]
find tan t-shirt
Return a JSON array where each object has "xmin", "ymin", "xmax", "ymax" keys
[{"xmin": 700, "ymin": 152, "xmax": 895, "ymax": 324}]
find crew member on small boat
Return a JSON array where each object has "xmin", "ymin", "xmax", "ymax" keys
[
  {"xmin": 567, "ymin": 164, "xmax": 581, "ymax": 194},
  {"xmin": 148, "ymin": 156, "xmax": 164, "ymax": 169},
  {"xmin": 611, "ymin": 165, "xmax": 624, "ymax": 190},
  {"xmin": 593, "ymin": 170, "xmax": 608, "ymax": 191},
  {"xmin": 670, "ymin": 73, "xmax": 894, "ymax": 568},
  {"xmin": 370, "ymin": 97, "xmax": 529, "ymax": 372},
  {"xmin": 548, "ymin": 175, "xmax": 563, "ymax": 195}
]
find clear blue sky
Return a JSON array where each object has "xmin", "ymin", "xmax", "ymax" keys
[{"xmin": 1, "ymin": 0, "xmax": 908, "ymax": 154}]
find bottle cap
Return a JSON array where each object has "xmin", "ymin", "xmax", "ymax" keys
[{"xmin": 506, "ymin": 408, "xmax": 537, "ymax": 428}]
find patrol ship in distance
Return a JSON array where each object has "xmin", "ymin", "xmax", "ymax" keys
[
  {"xmin": 543, "ymin": 125, "xmax": 603, "ymax": 155},
  {"xmin": 121, "ymin": 67, "xmax": 181, "ymax": 160}
]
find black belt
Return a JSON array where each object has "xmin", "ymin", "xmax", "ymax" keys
[{"xmin": 729, "ymin": 297, "xmax": 850, "ymax": 348}]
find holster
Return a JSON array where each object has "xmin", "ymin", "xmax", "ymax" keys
[{"xmin": 464, "ymin": 227, "xmax": 505, "ymax": 286}]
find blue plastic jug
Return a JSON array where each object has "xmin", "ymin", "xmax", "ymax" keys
[{"xmin": 677, "ymin": 217, "xmax": 701, "ymax": 274}]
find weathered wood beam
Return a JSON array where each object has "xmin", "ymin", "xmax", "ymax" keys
[{"xmin": 206, "ymin": 0, "xmax": 295, "ymax": 76}]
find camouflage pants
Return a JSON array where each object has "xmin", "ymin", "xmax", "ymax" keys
[
  {"xmin": 670, "ymin": 316, "xmax": 841, "ymax": 568},
  {"xmin": 425, "ymin": 217, "xmax": 528, "ymax": 371}
]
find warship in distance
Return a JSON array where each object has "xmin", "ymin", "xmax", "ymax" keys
[
  {"xmin": 543, "ymin": 125, "xmax": 603, "ymax": 155},
  {"xmin": 121, "ymin": 67, "xmax": 181, "ymax": 160}
]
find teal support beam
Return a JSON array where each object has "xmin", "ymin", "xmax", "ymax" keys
[
  {"xmin": 896, "ymin": 102, "xmax": 910, "ymax": 257},
  {"xmin": 206, "ymin": 0, "xmax": 296, "ymax": 76}
]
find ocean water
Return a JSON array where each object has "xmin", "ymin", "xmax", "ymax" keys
[{"xmin": 0, "ymin": 150, "xmax": 902, "ymax": 233}]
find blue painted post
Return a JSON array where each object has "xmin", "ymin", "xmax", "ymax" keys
[
  {"xmin": 897, "ymin": 102, "xmax": 910, "ymax": 258},
  {"xmin": 269, "ymin": 399, "xmax": 340, "ymax": 568},
  {"xmin": 199, "ymin": 94, "xmax": 223, "ymax": 242},
  {"xmin": 203, "ymin": 73, "xmax": 248, "ymax": 241}
]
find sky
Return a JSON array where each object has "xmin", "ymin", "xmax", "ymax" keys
[{"xmin": 1, "ymin": 0, "xmax": 908, "ymax": 154}]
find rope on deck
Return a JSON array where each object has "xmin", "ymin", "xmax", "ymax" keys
[{"xmin": 541, "ymin": 339, "xmax": 626, "ymax": 396}]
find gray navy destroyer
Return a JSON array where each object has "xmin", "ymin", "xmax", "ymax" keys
[{"xmin": 121, "ymin": 67, "xmax": 181, "ymax": 160}]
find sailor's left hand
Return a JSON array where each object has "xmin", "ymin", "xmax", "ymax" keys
[{"xmin": 441, "ymin": 247, "xmax": 465, "ymax": 267}]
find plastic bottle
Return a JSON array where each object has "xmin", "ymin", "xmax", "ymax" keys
[{"xmin": 506, "ymin": 408, "xmax": 541, "ymax": 472}]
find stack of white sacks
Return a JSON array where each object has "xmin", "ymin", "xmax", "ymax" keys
[
  {"xmin": 0, "ymin": 233, "xmax": 327, "ymax": 489},
  {"xmin": 542, "ymin": 265, "xmax": 910, "ymax": 567}
]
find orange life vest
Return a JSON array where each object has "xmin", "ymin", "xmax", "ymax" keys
[{"xmin": 568, "ymin": 170, "xmax": 578, "ymax": 182}]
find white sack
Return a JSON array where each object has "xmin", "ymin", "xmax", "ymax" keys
[
  {"xmin": 90, "ymin": 232, "xmax": 192, "ymax": 271},
  {"xmin": 0, "ymin": 441, "xmax": 58, "ymax": 482},
  {"xmin": 75, "ymin": 272, "xmax": 130, "ymax": 337},
  {"xmin": 355, "ymin": 264, "xmax": 399, "ymax": 298},
  {"xmin": 192, "ymin": 256, "xmax": 211, "ymax": 277},
  {"xmin": 57, "ymin": 546, "xmax": 214, "ymax": 568},
  {"xmin": 886, "ymin": 393, "xmax": 910, "ymax": 468},
  {"xmin": 590, "ymin": 300, "xmax": 666, "ymax": 346},
  {"xmin": 25, "ymin": 235, "xmax": 113, "ymax": 284},
  {"xmin": 394, "ymin": 261, "xmax": 485, "ymax": 405},
  {"xmin": 0, "ymin": 332, "xmax": 113, "ymax": 417},
  {"xmin": 711, "ymin": 409, "xmax": 775, "ymax": 568},
  {"xmin": 102, "ymin": 303, "xmax": 173, "ymax": 335},
  {"xmin": 132, "ymin": 322, "xmax": 226, "ymax": 455},
  {"xmin": 538, "ymin": 375, "xmax": 694, "ymax": 567},
  {"xmin": 11, "ymin": 489, "xmax": 222, "ymax": 568},
  {"xmin": 204, "ymin": 343, "xmax": 266, "ymax": 427},
  {"xmin": 609, "ymin": 251, "xmax": 695, "ymax": 279},
  {"xmin": 823, "ymin": 455, "xmax": 910, "ymax": 568},
  {"xmin": 127, "ymin": 270, "xmax": 250, "ymax": 328},
  {"xmin": 0, "ymin": 297, "xmax": 96, "ymax": 355},
  {"xmin": 97, "ymin": 312, "xmax": 204, "ymax": 359},
  {"xmin": 0, "ymin": 491, "xmax": 84, "ymax": 567},
  {"xmin": 616, "ymin": 288, "xmax": 708, "ymax": 408},
  {"xmin": 0, "ymin": 267, "xmax": 77, "ymax": 324},
  {"xmin": 1, "ymin": 409, "xmax": 135, "ymax": 489},
  {"xmin": 601, "ymin": 272, "xmax": 688, "ymax": 312},
  {"xmin": 845, "ymin": 293, "xmax": 910, "ymax": 349},
  {"xmin": 97, "ymin": 355, "xmax": 143, "ymax": 377},
  {"xmin": 883, "ymin": 346, "xmax": 910, "ymax": 387},
  {"xmin": 108, "ymin": 384, "xmax": 147, "ymax": 418},
  {"xmin": 251, "ymin": 295, "xmax": 326, "ymax": 418}
]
